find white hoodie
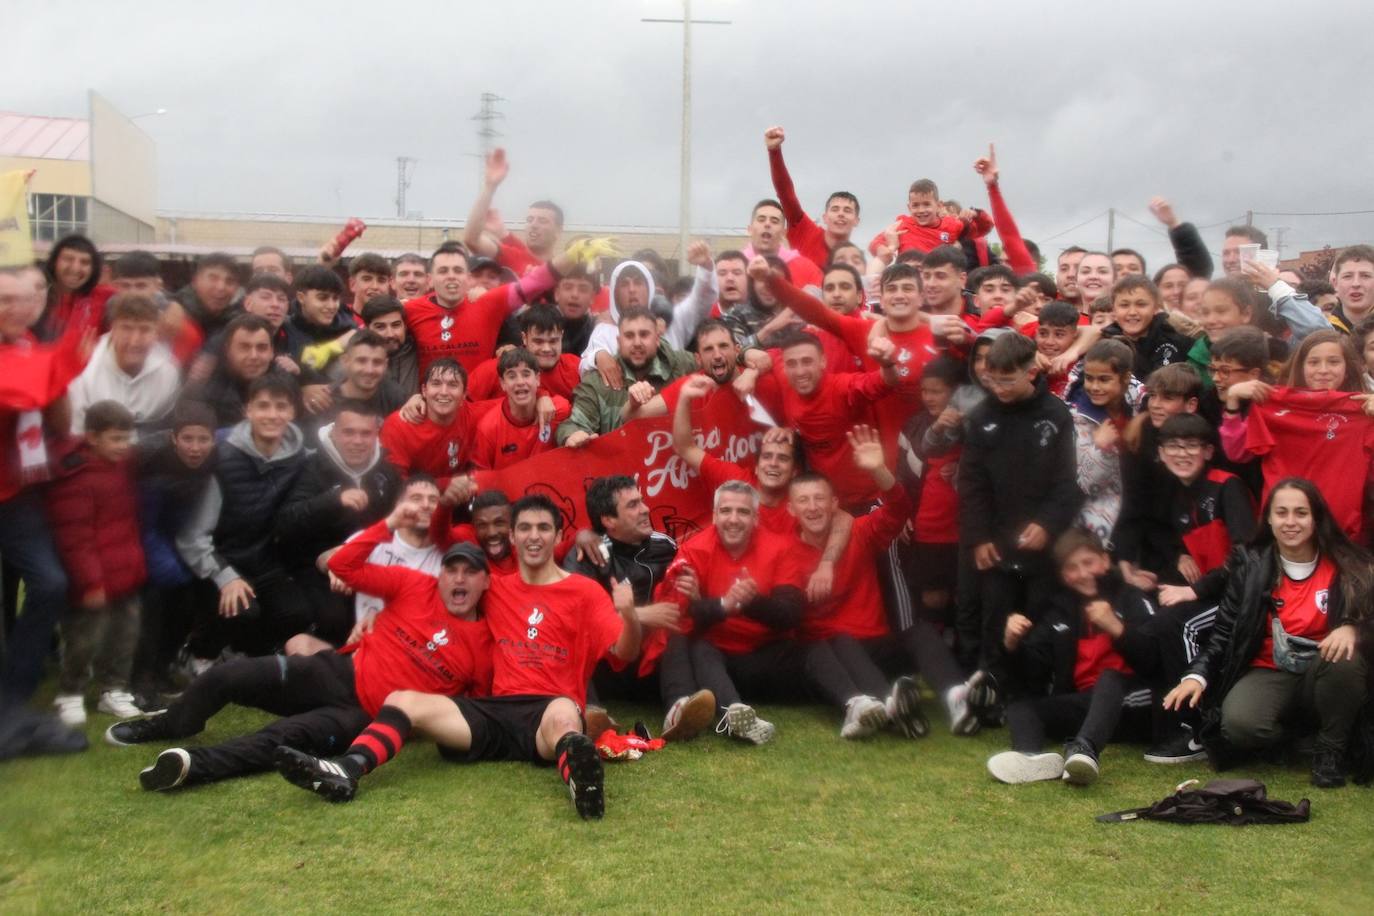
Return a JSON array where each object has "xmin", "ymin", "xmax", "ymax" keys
[
  {"xmin": 68, "ymin": 333, "xmax": 181, "ymax": 437},
  {"xmin": 579, "ymin": 259, "xmax": 719, "ymax": 373}
]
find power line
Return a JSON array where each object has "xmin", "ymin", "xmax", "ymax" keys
[
  {"xmin": 1112, "ymin": 210, "xmax": 1167, "ymax": 236},
  {"xmin": 1196, "ymin": 214, "xmax": 1245, "ymax": 230},
  {"xmin": 1040, "ymin": 210, "xmax": 1107, "ymax": 243},
  {"xmin": 1252, "ymin": 209, "xmax": 1374, "ymax": 217}
]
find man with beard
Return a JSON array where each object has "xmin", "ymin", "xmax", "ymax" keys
[
  {"xmin": 362, "ymin": 297, "xmax": 418, "ymax": 395},
  {"xmin": 184, "ymin": 315, "xmax": 278, "ymax": 429}
]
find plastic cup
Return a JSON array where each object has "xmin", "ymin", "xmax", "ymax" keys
[
  {"xmin": 1256, "ymin": 249, "xmax": 1279, "ymax": 268},
  {"xmin": 1238, "ymin": 243, "xmax": 1261, "ymax": 264}
]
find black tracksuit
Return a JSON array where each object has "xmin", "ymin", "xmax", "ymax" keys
[
  {"xmin": 1006, "ymin": 573, "xmax": 1159, "ymax": 753},
  {"xmin": 958, "ymin": 377, "xmax": 1082, "ymax": 670},
  {"xmin": 1102, "ymin": 313, "xmax": 1195, "ymax": 379}
]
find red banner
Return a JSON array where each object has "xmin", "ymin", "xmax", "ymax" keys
[{"xmin": 474, "ymin": 395, "xmax": 766, "ymax": 542}]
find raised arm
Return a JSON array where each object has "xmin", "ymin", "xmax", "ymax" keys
[
  {"xmin": 1150, "ymin": 197, "xmax": 1213, "ymax": 279},
  {"xmin": 974, "ymin": 144, "xmax": 1036, "ymax": 276},
  {"xmin": 665, "ymin": 241, "xmax": 719, "ymax": 350},
  {"xmin": 462, "ymin": 149, "xmax": 507, "ymax": 258},
  {"xmin": 671, "ymin": 375, "xmax": 714, "ymax": 470}
]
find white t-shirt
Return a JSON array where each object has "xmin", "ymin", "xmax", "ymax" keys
[{"xmin": 353, "ymin": 534, "xmax": 442, "ymax": 621}]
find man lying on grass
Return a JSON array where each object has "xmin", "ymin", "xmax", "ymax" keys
[
  {"xmin": 106, "ymin": 479, "xmax": 494, "ymax": 791},
  {"xmin": 277, "ymin": 494, "xmax": 643, "ymax": 820}
]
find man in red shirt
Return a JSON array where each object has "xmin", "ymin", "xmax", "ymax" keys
[
  {"xmin": 108, "ymin": 497, "xmax": 492, "ymax": 791},
  {"xmin": 462, "ymin": 148, "xmax": 563, "ymax": 277},
  {"xmin": 791, "ymin": 426, "xmax": 979, "ymax": 738},
  {"xmin": 403, "ymin": 240, "xmax": 571, "ymax": 379},
  {"xmin": 466, "ymin": 306, "xmax": 582, "ymax": 402},
  {"xmin": 280, "ymin": 494, "xmax": 641, "ymax": 820},
  {"xmin": 469, "ymin": 349, "xmax": 569, "ymax": 470},
  {"xmin": 763, "ymin": 126, "xmax": 860, "ymax": 269},
  {"xmin": 380, "ymin": 359, "xmax": 476, "ymax": 504}
]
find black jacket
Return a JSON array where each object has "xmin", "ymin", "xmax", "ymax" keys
[
  {"xmin": 184, "ymin": 370, "xmax": 251, "ymax": 430},
  {"xmin": 1012, "ymin": 571, "xmax": 1159, "ymax": 698},
  {"xmin": 1168, "ymin": 222, "xmax": 1213, "ymax": 279},
  {"xmin": 1103, "ymin": 313, "xmax": 1196, "ymax": 379},
  {"xmin": 958, "ymin": 376, "xmax": 1082, "ymax": 551},
  {"xmin": 388, "ymin": 337, "xmax": 419, "ymax": 395},
  {"xmin": 177, "ymin": 286, "xmax": 236, "ymax": 341},
  {"xmin": 275, "ymin": 449, "xmax": 401, "ymax": 570},
  {"xmin": 211, "ymin": 432, "xmax": 308, "ymax": 579},
  {"xmin": 564, "ymin": 531, "xmax": 678, "ymax": 604}
]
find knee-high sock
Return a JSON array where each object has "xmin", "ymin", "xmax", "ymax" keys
[{"xmin": 340, "ymin": 705, "xmax": 412, "ymax": 778}]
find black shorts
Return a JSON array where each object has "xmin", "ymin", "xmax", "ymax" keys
[{"xmin": 441, "ymin": 694, "xmax": 581, "ymax": 765}]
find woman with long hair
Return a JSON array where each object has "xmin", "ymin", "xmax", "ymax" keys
[
  {"xmin": 37, "ymin": 233, "xmax": 114, "ymax": 342},
  {"xmin": 1219, "ymin": 329, "xmax": 1374, "ymax": 539},
  {"xmin": 1163, "ymin": 478, "xmax": 1371, "ymax": 787}
]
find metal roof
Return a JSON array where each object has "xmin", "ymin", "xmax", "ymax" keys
[{"xmin": 0, "ymin": 112, "xmax": 90, "ymax": 161}]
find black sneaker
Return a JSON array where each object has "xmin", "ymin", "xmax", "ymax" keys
[
  {"xmin": 966, "ymin": 670, "xmax": 1005, "ymax": 728},
  {"xmin": 1062, "ymin": 739, "xmax": 1100, "ymax": 786},
  {"xmin": 558, "ymin": 733, "xmax": 604, "ymax": 820},
  {"xmin": 885, "ymin": 676, "xmax": 930, "ymax": 739},
  {"xmin": 104, "ymin": 713, "xmax": 173, "ymax": 747},
  {"xmin": 1143, "ymin": 728, "xmax": 1207, "ymax": 764},
  {"xmin": 139, "ymin": 748, "xmax": 192, "ymax": 791},
  {"xmin": 132, "ymin": 692, "xmax": 171, "ymax": 715},
  {"xmin": 274, "ymin": 746, "xmax": 358, "ymax": 803},
  {"xmin": 1311, "ymin": 750, "xmax": 1347, "ymax": 789}
]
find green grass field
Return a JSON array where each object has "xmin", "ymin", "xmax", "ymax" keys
[{"xmin": 2, "ymin": 702, "xmax": 1371, "ymax": 915}]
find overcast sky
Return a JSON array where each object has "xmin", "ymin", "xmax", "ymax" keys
[{"xmin": 7, "ymin": 0, "xmax": 1374, "ymax": 267}]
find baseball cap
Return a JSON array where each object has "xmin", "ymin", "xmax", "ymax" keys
[{"xmin": 441, "ymin": 542, "xmax": 488, "ymax": 571}]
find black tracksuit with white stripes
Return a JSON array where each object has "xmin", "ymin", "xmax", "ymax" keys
[{"xmin": 1005, "ymin": 573, "xmax": 1160, "ymax": 753}]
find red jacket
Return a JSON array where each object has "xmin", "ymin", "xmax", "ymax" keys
[
  {"xmin": 46, "ymin": 444, "xmax": 147, "ymax": 601},
  {"xmin": 0, "ymin": 329, "xmax": 92, "ymax": 502}
]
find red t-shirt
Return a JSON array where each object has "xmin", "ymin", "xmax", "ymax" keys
[
  {"xmin": 665, "ymin": 525, "xmax": 810, "ymax": 654},
  {"xmin": 697, "ymin": 453, "xmax": 793, "ymax": 535},
  {"xmin": 755, "ymin": 368, "xmax": 887, "ymax": 506},
  {"xmin": 1073, "ymin": 618, "xmax": 1134, "ymax": 692},
  {"xmin": 483, "ymin": 571, "xmax": 626, "ymax": 706},
  {"xmin": 866, "ymin": 212, "xmax": 991, "ymax": 256},
  {"xmin": 329, "ymin": 521, "xmax": 494, "ymax": 716},
  {"xmin": 915, "ymin": 444, "xmax": 961, "ymax": 544},
  {"xmin": 469, "ymin": 397, "xmax": 569, "ymax": 470},
  {"xmin": 1245, "ymin": 387, "xmax": 1374, "ymax": 538},
  {"xmin": 467, "ymin": 353, "xmax": 583, "ymax": 402},
  {"xmin": 381, "ymin": 409, "xmax": 472, "ymax": 490},
  {"xmin": 1254, "ymin": 556, "xmax": 1337, "ymax": 670},
  {"xmin": 404, "ymin": 286, "xmax": 523, "ymax": 377},
  {"xmin": 497, "ymin": 234, "xmax": 544, "ymax": 277},
  {"xmin": 798, "ymin": 485, "xmax": 910, "ymax": 641}
]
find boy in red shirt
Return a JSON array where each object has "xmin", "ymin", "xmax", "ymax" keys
[
  {"xmin": 469, "ymin": 349, "xmax": 569, "ymax": 470},
  {"xmin": 380, "ymin": 359, "xmax": 476, "ymax": 503},
  {"xmin": 986, "ymin": 530, "xmax": 1159, "ymax": 786},
  {"xmin": 109, "ymin": 496, "xmax": 492, "ymax": 791},
  {"xmin": 281, "ymin": 495, "xmax": 640, "ymax": 820},
  {"xmin": 47, "ymin": 401, "xmax": 147, "ymax": 726},
  {"xmin": 867, "ymin": 178, "xmax": 992, "ymax": 258},
  {"xmin": 466, "ymin": 306, "xmax": 582, "ymax": 401}
]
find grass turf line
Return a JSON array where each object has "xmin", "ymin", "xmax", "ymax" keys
[{"xmin": 1, "ymin": 703, "xmax": 1372, "ymax": 914}]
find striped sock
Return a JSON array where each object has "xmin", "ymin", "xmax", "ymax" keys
[
  {"xmin": 555, "ymin": 732, "xmax": 580, "ymax": 786},
  {"xmin": 343, "ymin": 705, "xmax": 413, "ymax": 777}
]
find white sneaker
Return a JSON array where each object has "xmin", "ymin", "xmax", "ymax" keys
[
  {"xmin": 54, "ymin": 694, "xmax": 87, "ymax": 728},
  {"xmin": 715, "ymin": 702, "xmax": 775, "ymax": 745},
  {"xmin": 840, "ymin": 695, "xmax": 889, "ymax": 740},
  {"xmin": 945, "ymin": 683, "xmax": 980, "ymax": 736},
  {"xmin": 98, "ymin": 690, "xmax": 144, "ymax": 719},
  {"xmin": 661, "ymin": 689, "xmax": 716, "ymax": 742},
  {"xmin": 986, "ymin": 751, "xmax": 1065, "ymax": 784}
]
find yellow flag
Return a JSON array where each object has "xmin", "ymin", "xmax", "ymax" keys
[{"xmin": 0, "ymin": 171, "xmax": 34, "ymax": 268}]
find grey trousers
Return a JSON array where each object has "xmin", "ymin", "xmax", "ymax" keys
[{"xmin": 58, "ymin": 595, "xmax": 140, "ymax": 694}]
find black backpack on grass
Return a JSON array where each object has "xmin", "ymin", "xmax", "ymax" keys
[{"xmin": 1097, "ymin": 779, "xmax": 1310, "ymax": 826}]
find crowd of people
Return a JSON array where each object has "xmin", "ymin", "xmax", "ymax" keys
[{"xmin": 2, "ymin": 129, "xmax": 1372, "ymax": 820}]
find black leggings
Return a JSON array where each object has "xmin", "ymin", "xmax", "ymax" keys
[
  {"xmin": 1006, "ymin": 670, "xmax": 1153, "ymax": 753},
  {"xmin": 688, "ymin": 638, "xmax": 873, "ymax": 715},
  {"xmin": 588, "ymin": 633, "xmax": 696, "ymax": 712},
  {"xmin": 160, "ymin": 652, "xmax": 370, "ymax": 783}
]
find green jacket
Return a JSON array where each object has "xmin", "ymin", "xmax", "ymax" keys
[
  {"xmin": 1187, "ymin": 335, "xmax": 1213, "ymax": 388},
  {"xmin": 555, "ymin": 342, "xmax": 697, "ymax": 443}
]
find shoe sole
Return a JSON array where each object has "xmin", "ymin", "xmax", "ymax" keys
[
  {"xmin": 274, "ymin": 746, "xmax": 356, "ymax": 803},
  {"xmin": 139, "ymin": 749, "xmax": 190, "ymax": 791},
  {"xmin": 562, "ymin": 736, "xmax": 605, "ymax": 820},
  {"xmin": 726, "ymin": 706, "xmax": 765, "ymax": 745},
  {"xmin": 889, "ymin": 679, "xmax": 930, "ymax": 739},
  {"xmin": 582, "ymin": 707, "xmax": 620, "ymax": 738},
  {"xmin": 1142, "ymin": 749, "xmax": 1208, "ymax": 765},
  {"xmin": 987, "ymin": 751, "xmax": 1064, "ymax": 784},
  {"xmin": 662, "ymin": 690, "xmax": 716, "ymax": 743},
  {"xmin": 1063, "ymin": 753, "xmax": 1100, "ymax": 786}
]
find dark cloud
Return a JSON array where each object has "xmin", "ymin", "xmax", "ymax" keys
[{"xmin": 6, "ymin": 0, "xmax": 1372, "ymax": 265}]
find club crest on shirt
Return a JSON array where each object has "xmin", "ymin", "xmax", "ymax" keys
[
  {"xmin": 1156, "ymin": 343, "xmax": 1179, "ymax": 365},
  {"xmin": 939, "ymin": 232, "xmax": 950, "ymax": 242},
  {"xmin": 1316, "ymin": 589, "xmax": 1329, "ymax": 614},
  {"xmin": 1317, "ymin": 413, "xmax": 1347, "ymax": 441},
  {"xmin": 448, "ymin": 441, "xmax": 460, "ymax": 469},
  {"xmin": 426, "ymin": 628, "xmax": 449, "ymax": 652},
  {"xmin": 527, "ymin": 607, "xmax": 545, "ymax": 639},
  {"xmin": 1033, "ymin": 419, "xmax": 1059, "ymax": 448}
]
